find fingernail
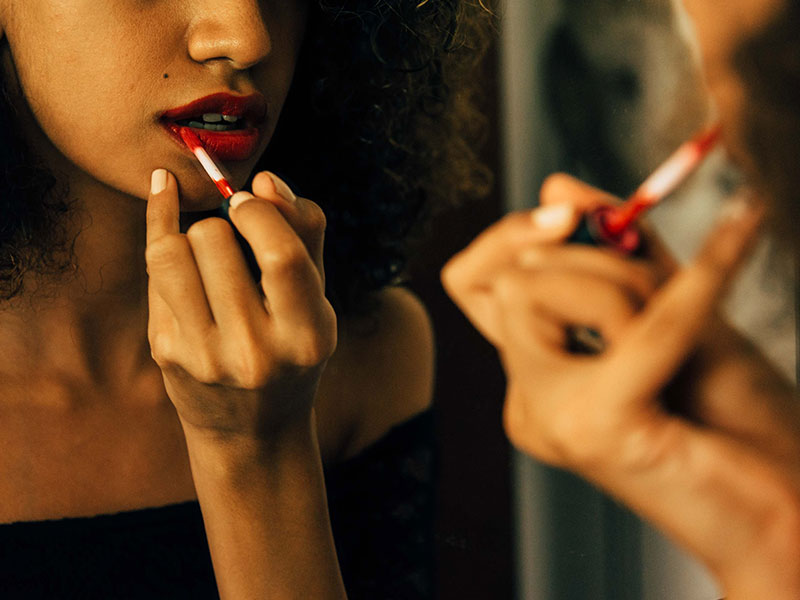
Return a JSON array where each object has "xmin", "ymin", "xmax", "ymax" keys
[
  {"xmin": 228, "ymin": 191, "xmax": 255, "ymax": 211},
  {"xmin": 531, "ymin": 204, "xmax": 575, "ymax": 229},
  {"xmin": 266, "ymin": 172, "xmax": 297, "ymax": 203},
  {"xmin": 151, "ymin": 169, "xmax": 167, "ymax": 195}
]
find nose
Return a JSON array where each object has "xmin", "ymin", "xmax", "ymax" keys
[{"xmin": 187, "ymin": 0, "xmax": 271, "ymax": 70}]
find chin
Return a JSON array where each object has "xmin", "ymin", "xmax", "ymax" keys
[
  {"xmin": 177, "ymin": 191, "xmax": 227, "ymax": 213},
  {"xmin": 171, "ymin": 167, "xmax": 237, "ymax": 212}
]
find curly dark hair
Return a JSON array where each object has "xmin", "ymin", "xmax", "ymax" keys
[{"xmin": 0, "ymin": 0, "xmax": 494, "ymax": 313}]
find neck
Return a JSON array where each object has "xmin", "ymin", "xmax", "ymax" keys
[{"xmin": 0, "ymin": 172, "xmax": 155, "ymax": 389}]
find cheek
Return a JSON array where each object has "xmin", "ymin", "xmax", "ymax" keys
[
  {"xmin": 16, "ymin": 31, "xmax": 150, "ymax": 134},
  {"xmin": 6, "ymin": 24, "xmax": 170, "ymax": 197},
  {"xmin": 685, "ymin": 0, "xmax": 785, "ymax": 83},
  {"xmin": 14, "ymin": 54, "xmax": 152, "ymax": 193}
]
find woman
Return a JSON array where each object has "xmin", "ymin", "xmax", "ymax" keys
[
  {"xmin": 0, "ymin": 1, "xmax": 491, "ymax": 598},
  {"xmin": 444, "ymin": 0, "xmax": 800, "ymax": 597}
]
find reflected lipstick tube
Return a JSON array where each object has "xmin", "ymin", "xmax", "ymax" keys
[
  {"xmin": 569, "ymin": 124, "xmax": 722, "ymax": 254},
  {"xmin": 564, "ymin": 124, "xmax": 722, "ymax": 355}
]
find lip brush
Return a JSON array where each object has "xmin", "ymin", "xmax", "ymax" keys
[
  {"xmin": 178, "ymin": 128, "xmax": 236, "ymax": 200},
  {"xmin": 178, "ymin": 128, "xmax": 261, "ymax": 279}
]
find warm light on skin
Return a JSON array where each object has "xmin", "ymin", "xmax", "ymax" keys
[
  {"xmin": 678, "ymin": 0, "xmax": 784, "ymax": 170},
  {"xmin": 0, "ymin": 0, "xmax": 308, "ymax": 211}
]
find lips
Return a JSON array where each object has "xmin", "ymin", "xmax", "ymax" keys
[{"xmin": 160, "ymin": 92, "xmax": 268, "ymax": 162}]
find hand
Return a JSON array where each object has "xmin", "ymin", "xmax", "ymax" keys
[
  {"xmin": 443, "ymin": 174, "xmax": 800, "ymax": 598},
  {"xmin": 145, "ymin": 169, "xmax": 337, "ymax": 441}
]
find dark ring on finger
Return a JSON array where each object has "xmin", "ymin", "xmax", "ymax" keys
[{"xmin": 566, "ymin": 325, "xmax": 606, "ymax": 355}]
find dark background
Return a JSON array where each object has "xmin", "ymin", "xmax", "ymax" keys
[{"xmin": 408, "ymin": 46, "xmax": 514, "ymax": 600}]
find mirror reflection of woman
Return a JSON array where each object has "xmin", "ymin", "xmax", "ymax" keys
[
  {"xmin": 444, "ymin": 0, "xmax": 800, "ymax": 597},
  {"xmin": 0, "ymin": 1, "xmax": 491, "ymax": 598}
]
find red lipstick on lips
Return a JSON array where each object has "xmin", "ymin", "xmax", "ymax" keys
[{"xmin": 160, "ymin": 92, "xmax": 267, "ymax": 162}]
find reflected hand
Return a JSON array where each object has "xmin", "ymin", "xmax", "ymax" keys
[
  {"xmin": 145, "ymin": 170, "xmax": 336, "ymax": 441},
  {"xmin": 443, "ymin": 173, "xmax": 800, "ymax": 599}
]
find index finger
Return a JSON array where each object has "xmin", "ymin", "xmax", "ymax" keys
[
  {"xmin": 146, "ymin": 169, "xmax": 180, "ymax": 245},
  {"xmin": 606, "ymin": 197, "xmax": 765, "ymax": 403},
  {"xmin": 442, "ymin": 204, "xmax": 580, "ymax": 297},
  {"xmin": 539, "ymin": 173, "xmax": 620, "ymax": 210}
]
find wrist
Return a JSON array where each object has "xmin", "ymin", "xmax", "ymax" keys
[{"xmin": 181, "ymin": 411, "xmax": 321, "ymax": 484}]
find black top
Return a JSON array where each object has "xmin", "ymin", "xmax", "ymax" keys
[{"xmin": 0, "ymin": 410, "xmax": 435, "ymax": 599}]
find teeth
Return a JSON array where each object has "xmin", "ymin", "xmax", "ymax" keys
[
  {"xmin": 177, "ymin": 114, "xmax": 242, "ymax": 131},
  {"xmin": 182, "ymin": 119, "xmax": 240, "ymax": 132},
  {"xmin": 199, "ymin": 114, "xmax": 241, "ymax": 124}
]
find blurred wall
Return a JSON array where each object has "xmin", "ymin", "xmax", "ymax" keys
[{"xmin": 408, "ymin": 38, "xmax": 514, "ymax": 600}]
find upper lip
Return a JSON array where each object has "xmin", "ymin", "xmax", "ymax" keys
[{"xmin": 159, "ymin": 92, "xmax": 267, "ymax": 125}]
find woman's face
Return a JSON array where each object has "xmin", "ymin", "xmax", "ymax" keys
[
  {"xmin": 679, "ymin": 0, "xmax": 784, "ymax": 170},
  {"xmin": 0, "ymin": 0, "xmax": 307, "ymax": 210}
]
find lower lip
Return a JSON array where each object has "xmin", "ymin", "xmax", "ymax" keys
[{"xmin": 163, "ymin": 123, "xmax": 261, "ymax": 162}]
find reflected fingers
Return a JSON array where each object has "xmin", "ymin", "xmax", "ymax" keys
[
  {"xmin": 493, "ymin": 267, "xmax": 644, "ymax": 354},
  {"xmin": 608, "ymin": 196, "xmax": 765, "ymax": 404}
]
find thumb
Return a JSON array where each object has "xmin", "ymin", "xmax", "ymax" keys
[
  {"xmin": 606, "ymin": 194, "xmax": 764, "ymax": 403},
  {"xmin": 539, "ymin": 172, "xmax": 620, "ymax": 211}
]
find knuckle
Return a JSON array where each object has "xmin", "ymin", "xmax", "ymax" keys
[
  {"xmin": 293, "ymin": 338, "xmax": 330, "ymax": 367},
  {"xmin": 148, "ymin": 334, "xmax": 174, "ymax": 367},
  {"xmin": 186, "ymin": 217, "xmax": 233, "ymax": 245},
  {"xmin": 232, "ymin": 351, "xmax": 270, "ymax": 390},
  {"xmin": 543, "ymin": 406, "xmax": 596, "ymax": 466},
  {"xmin": 494, "ymin": 271, "xmax": 527, "ymax": 306},
  {"xmin": 305, "ymin": 201, "xmax": 327, "ymax": 234},
  {"xmin": 441, "ymin": 253, "xmax": 475, "ymax": 296},
  {"xmin": 292, "ymin": 323, "xmax": 337, "ymax": 367},
  {"xmin": 145, "ymin": 236, "xmax": 187, "ymax": 269},
  {"xmin": 181, "ymin": 348, "xmax": 224, "ymax": 384},
  {"xmin": 612, "ymin": 417, "xmax": 686, "ymax": 475},
  {"xmin": 502, "ymin": 391, "xmax": 561, "ymax": 466},
  {"xmin": 258, "ymin": 243, "xmax": 309, "ymax": 276},
  {"xmin": 193, "ymin": 359, "xmax": 224, "ymax": 385},
  {"xmin": 440, "ymin": 259, "xmax": 459, "ymax": 293}
]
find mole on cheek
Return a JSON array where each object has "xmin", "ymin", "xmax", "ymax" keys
[{"xmin": 163, "ymin": 73, "xmax": 169, "ymax": 79}]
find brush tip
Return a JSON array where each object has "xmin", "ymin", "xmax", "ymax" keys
[{"xmin": 178, "ymin": 127, "xmax": 203, "ymax": 152}]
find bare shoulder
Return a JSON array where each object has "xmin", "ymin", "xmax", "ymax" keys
[{"xmin": 316, "ymin": 286, "xmax": 434, "ymax": 462}]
